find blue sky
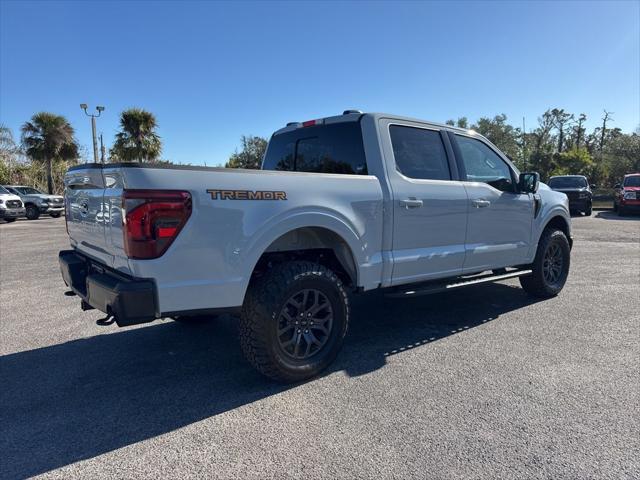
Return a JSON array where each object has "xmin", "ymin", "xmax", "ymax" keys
[{"xmin": 1, "ymin": 0, "xmax": 638, "ymax": 166}]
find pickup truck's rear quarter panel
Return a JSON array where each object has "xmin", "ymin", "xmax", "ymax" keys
[{"xmin": 119, "ymin": 167, "xmax": 384, "ymax": 314}]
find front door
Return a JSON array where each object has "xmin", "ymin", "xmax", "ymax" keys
[
  {"xmin": 450, "ymin": 133, "xmax": 534, "ymax": 273},
  {"xmin": 381, "ymin": 121, "xmax": 469, "ymax": 286}
]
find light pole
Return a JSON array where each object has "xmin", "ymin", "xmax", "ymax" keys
[{"xmin": 80, "ymin": 104, "xmax": 105, "ymax": 163}]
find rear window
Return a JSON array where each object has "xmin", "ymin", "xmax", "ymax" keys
[
  {"xmin": 390, "ymin": 125, "xmax": 451, "ymax": 180},
  {"xmin": 263, "ymin": 122, "xmax": 367, "ymax": 175},
  {"xmin": 548, "ymin": 177, "xmax": 587, "ymax": 188}
]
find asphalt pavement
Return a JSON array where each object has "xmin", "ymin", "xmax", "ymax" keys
[{"xmin": 1, "ymin": 212, "xmax": 638, "ymax": 479}]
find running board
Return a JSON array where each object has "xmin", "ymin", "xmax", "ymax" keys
[{"xmin": 385, "ymin": 269, "xmax": 533, "ymax": 298}]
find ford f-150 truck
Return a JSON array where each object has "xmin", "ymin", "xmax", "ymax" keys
[{"xmin": 59, "ymin": 111, "xmax": 572, "ymax": 382}]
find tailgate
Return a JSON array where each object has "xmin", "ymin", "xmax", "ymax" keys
[{"xmin": 64, "ymin": 165, "xmax": 127, "ymax": 269}]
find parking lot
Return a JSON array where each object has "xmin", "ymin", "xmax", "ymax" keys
[{"xmin": 1, "ymin": 213, "xmax": 638, "ymax": 479}]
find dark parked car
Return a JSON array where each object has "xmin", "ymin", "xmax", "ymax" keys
[
  {"xmin": 614, "ymin": 173, "xmax": 640, "ymax": 216},
  {"xmin": 548, "ymin": 175, "xmax": 592, "ymax": 216}
]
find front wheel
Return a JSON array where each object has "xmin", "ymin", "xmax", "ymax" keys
[
  {"xmin": 50, "ymin": 212, "xmax": 62, "ymax": 218},
  {"xmin": 239, "ymin": 261, "xmax": 349, "ymax": 383},
  {"xmin": 25, "ymin": 205, "xmax": 40, "ymax": 220},
  {"xmin": 584, "ymin": 204, "xmax": 592, "ymax": 216},
  {"xmin": 520, "ymin": 228, "xmax": 570, "ymax": 298}
]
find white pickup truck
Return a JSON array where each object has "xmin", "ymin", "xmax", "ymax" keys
[{"xmin": 60, "ymin": 111, "xmax": 572, "ymax": 382}]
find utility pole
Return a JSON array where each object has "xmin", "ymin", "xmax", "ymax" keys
[
  {"xmin": 99, "ymin": 134, "xmax": 106, "ymax": 163},
  {"xmin": 522, "ymin": 117, "xmax": 527, "ymax": 171},
  {"xmin": 80, "ymin": 104, "xmax": 105, "ymax": 163}
]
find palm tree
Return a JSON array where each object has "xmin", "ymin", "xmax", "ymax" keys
[
  {"xmin": 110, "ymin": 108, "xmax": 162, "ymax": 162},
  {"xmin": 21, "ymin": 113, "xmax": 78, "ymax": 194}
]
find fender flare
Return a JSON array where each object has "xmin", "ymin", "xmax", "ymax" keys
[{"xmin": 241, "ymin": 209, "xmax": 364, "ymax": 286}]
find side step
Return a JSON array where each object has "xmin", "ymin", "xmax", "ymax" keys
[{"xmin": 385, "ymin": 269, "xmax": 532, "ymax": 298}]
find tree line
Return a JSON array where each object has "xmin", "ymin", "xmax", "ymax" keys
[
  {"xmin": 444, "ymin": 109, "xmax": 638, "ymax": 186},
  {"xmin": 0, "ymin": 108, "xmax": 162, "ymax": 193},
  {"xmin": 1, "ymin": 107, "xmax": 637, "ymax": 194}
]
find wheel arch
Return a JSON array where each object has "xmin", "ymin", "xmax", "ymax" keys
[
  {"xmin": 541, "ymin": 214, "xmax": 573, "ymax": 248},
  {"xmin": 242, "ymin": 214, "xmax": 364, "ymax": 292}
]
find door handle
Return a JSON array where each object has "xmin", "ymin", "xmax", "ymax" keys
[
  {"xmin": 399, "ymin": 198, "xmax": 423, "ymax": 209},
  {"xmin": 472, "ymin": 199, "xmax": 491, "ymax": 208}
]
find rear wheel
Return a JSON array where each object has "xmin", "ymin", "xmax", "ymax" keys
[
  {"xmin": 520, "ymin": 228, "xmax": 570, "ymax": 298},
  {"xmin": 25, "ymin": 205, "xmax": 40, "ymax": 220},
  {"xmin": 239, "ymin": 261, "xmax": 349, "ymax": 383},
  {"xmin": 50, "ymin": 212, "xmax": 62, "ymax": 218}
]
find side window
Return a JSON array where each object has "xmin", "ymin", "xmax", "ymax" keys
[
  {"xmin": 454, "ymin": 135, "xmax": 514, "ymax": 191},
  {"xmin": 389, "ymin": 125, "xmax": 451, "ymax": 180}
]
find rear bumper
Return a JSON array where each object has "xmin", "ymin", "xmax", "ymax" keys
[{"xmin": 59, "ymin": 250, "xmax": 158, "ymax": 327}]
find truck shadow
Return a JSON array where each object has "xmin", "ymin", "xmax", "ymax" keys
[
  {"xmin": 595, "ymin": 210, "xmax": 640, "ymax": 221},
  {"xmin": 1, "ymin": 283, "xmax": 541, "ymax": 479}
]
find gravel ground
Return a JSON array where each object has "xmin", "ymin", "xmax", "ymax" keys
[{"xmin": 1, "ymin": 212, "xmax": 638, "ymax": 479}]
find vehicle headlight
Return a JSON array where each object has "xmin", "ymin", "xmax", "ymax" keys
[
  {"xmin": 623, "ymin": 191, "xmax": 636, "ymax": 200},
  {"xmin": 40, "ymin": 201, "xmax": 49, "ymax": 206}
]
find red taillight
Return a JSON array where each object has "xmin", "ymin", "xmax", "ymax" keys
[
  {"xmin": 302, "ymin": 119, "xmax": 318, "ymax": 127},
  {"xmin": 123, "ymin": 189, "xmax": 192, "ymax": 259}
]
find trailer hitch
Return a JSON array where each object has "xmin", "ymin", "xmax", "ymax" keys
[{"xmin": 96, "ymin": 314, "xmax": 116, "ymax": 326}]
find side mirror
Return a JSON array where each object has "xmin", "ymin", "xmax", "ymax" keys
[
  {"xmin": 518, "ymin": 172, "xmax": 540, "ymax": 194},
  {"xmin": 614, "ymin": 183, "xmax": 621, "ymax": 189},
  {"xmin": 590, "ymin": 184, "xmax": 597, "ymax": 189}
]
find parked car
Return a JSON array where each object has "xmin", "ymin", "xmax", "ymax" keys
[
  {"xmin": 2, "ymin": 185, "xmax": 64, "ymax": 220},
  {"xmin": 59, "ymin": 110, "xmax": 572, "ymax": 382},
  {"xmin": 0, "ymin": 185, "xmax": 25, "ymax": 222},
  {"xmin": 613, "ymin": 173, "xmax": 640, "ymax": 216},
  {"xmin": 548, "ymin": 175, "xmax": 593, "ymax": 216}
]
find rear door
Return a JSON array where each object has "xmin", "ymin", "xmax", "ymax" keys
[
  {"xmin": 379, "ymin": 119, "xmax": 469, "ymax": 285},
  {"xmin": 64, "ymin": 166, "xmax": 114, "ymax": 266},
  {"xmin": 449, "ymin": 133, "xmax": 533, "ymax": 272}
]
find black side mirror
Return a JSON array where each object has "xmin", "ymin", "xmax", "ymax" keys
[
  {"xmin": 590, "ymin": 184, "xmax": 597, "ymax": 189},
  {"xmin": 614, "ymin": 183, "xmax": 621, "ymax": 189},
  {"xmin": 518, "ymin": 172, "xmax": 540, "ymax": 194}
]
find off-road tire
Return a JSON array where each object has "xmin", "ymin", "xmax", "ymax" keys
[
  {"xmin": 239, "ymin": 261, "xmax": 349, "ymax": 383},
  {"xmin": 25, "ymin": 205, "xmax": 40, "ymax": 220},
  {"xmin": 520, "ymin": 228, "xmax": 570, "ymax": 298}
]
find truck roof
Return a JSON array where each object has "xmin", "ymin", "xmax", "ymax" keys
[{"xmin": 273, "ymin": 111, "xmax": 473, "ymax": 136}]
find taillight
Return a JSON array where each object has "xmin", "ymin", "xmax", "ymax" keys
[{"xmin": 123, "ymin": 189, "xmax": 192, "ymax": 259}]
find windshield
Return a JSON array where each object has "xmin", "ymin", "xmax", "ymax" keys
[
  {"xmin": 0, "ymin": 186, "xmax": 10, "ymax": 194},
  {"xmin": 16, "ymin": 187, "xmax": 44, "ymax": 195},
  {"xmin": 623, "ymin": 176, "xmax": 640, "ymax": 187},
  {"xmin": 548, "ymin": 177, "xmax": 587, "ymax": 188}
]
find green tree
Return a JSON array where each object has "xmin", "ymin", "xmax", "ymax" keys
[
  {"xmin": 549, "ymin": 108, "xmax": 574, "ymax": 152},
  {"xmin": 472, "ymin": 114, "xmax": 521, "ymax": 164},
  {"xmin": 445, "ymin": 117, "xmax": 469, "ymax": 129},
  {"xmin": 225, "ymin": 135, "xmax": 268, "ymax": 169},
  {"xmin": 550, "ymin": 148, "xmax": 594, "ymax": 177},
  {"xmin": 20, "ymin": 113, "xmax": 78, "ymax": 193},
  {"xmin": 110, "ymin": 108, "xmax": 162, "ymax": 162}
]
